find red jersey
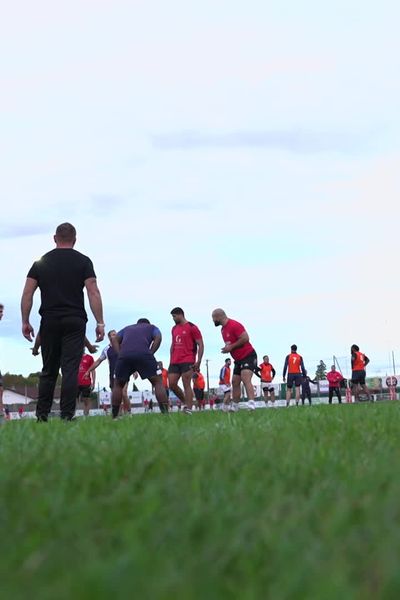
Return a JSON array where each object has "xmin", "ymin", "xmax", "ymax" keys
[
  {"xmin": 221, "ymin": 319, "xmax": 254, "ymax": 361},
  {"xmin": 326, "ymin": 371, "xmax": 343, "ymax": 388},
  {"xmin": 260, "ymin": 363, "xmax": 274, "ymax": 382},
  {"xmin": 78, "ymin": 354, "xmax": 94, "ymax": 386},
  {"xmin": 161, "ymin": 368, "xmax": 168, "ymax": 388},
  {"xmin": 193, "ymin": 373, "xmax": 205, "ymax": 390},
  {"xmin": 288, "ymin": 353, "xmax": 302, "ymax": 374},
  {"xmin": 352, "ymin": 351, "xmax": 366, "ymax": 371},
  {"xmin": 170, "ymin": 322, "xmax": 202, "ymax": 364},
  {"xmin": 219, "ymin": 365, "xmax": 231, "ymax": 385}
]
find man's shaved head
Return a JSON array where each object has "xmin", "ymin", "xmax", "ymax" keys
[{"xmin": 212, "ymin": 308, "xmax": 227, "ymax": 327}]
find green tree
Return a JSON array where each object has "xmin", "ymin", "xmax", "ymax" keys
[{"xmin": 315, "ymin": 360, "xmax": 327, "ymax": 380}]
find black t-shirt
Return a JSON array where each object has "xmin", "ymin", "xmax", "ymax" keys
[{"xmin": 27, "ymin": 248, "xmax": 96, "ymax": 319}]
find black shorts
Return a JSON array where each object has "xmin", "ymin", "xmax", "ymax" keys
[
  {"xmin": 194, "ymin": 388, "xmax": 205, "ymax": 401},
  {"xmin": 78, "ymin": 385, "xmax": 92, "ymax": 399},
  {"xmin": 115, "ymin": 353, "xmax": 158, "ymax": 383},
  {"xmin": 233, "ymin": 351, "xmax": 258, "ymax": 376},
  {"xmin": 168, "ymin": 363, "xmax": 193, "ymax": 375},
  {"xmin": 352, "ymin": 370, "xmax": 366, "ymax": 385},
  {"xmin": 287, "ymin": 374, "xmax": 302, "ymax": 388}
]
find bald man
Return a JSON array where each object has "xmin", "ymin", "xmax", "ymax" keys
[{"xmin": 212, "ymin": 309, "xmax": 258, "ymax": 411}]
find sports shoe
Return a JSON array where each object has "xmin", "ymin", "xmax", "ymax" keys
[
  {"xmin": 183, "ymin": 407, "xmax": 192, "ymax": 415},
  {"xmin": 247, "ymin": 400, "xmax": 256, "ymax": 411},
  {"xmin": 229, "ymin": 403, "xmax": 239, "ymax": 413}
]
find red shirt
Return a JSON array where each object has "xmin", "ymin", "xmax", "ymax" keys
[
  {"xmin": 193, "ymin": 373, "xmax": 205, "ymax": 390},
  {"xmin": 326, "ymin": 371, "xmax": 343, "ymax": 388},
  {"xmin": 219, "ymin": 365, "xmax": 231, "ymax": 385},
  {"xmin": 170, "ymin": 322, "xmax": 202, "ymax": 364},
  {"xmin": 221, "ymin": 319, "xmax": 254, "ymax": 361},
  {"xmin": 260, "ymin": 363, "xmax": 274, "ymax": 382},
  {"xmin": 288, "ymin": 353, "xmax": 302, "ymax": 374},
  {"xmin": 352, "ymin": 351, "xmax": 366, "ymax": 371},
  {"xmin": 78, "ymin": 354, "xmax": 94, "ymax": 386}
]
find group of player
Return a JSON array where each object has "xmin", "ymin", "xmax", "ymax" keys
[{"xmin": 71, "ymin": 305, "xmax": 372, "ymax": 418}]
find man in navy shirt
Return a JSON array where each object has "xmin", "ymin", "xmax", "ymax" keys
[{"xmin": 110, "ymin": 318, "xmax": 169, "ymax": 418}]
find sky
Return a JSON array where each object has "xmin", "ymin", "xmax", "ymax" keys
[{"xmin": 1, "ymin": 0, "xmax": 400, "ymax": 389}]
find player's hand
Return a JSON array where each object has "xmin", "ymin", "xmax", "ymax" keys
[
  {"xmin": 87, "ymin": 343, "xmax": 99, "ymax": 354},
  {"xmin": 221, "ymin": 344, "xmax": 232, "ymax": 354},
  {"xmin": 95, "ymin": 324, "xmax": 105, "ymax": 342},
  {"xmin": 193, "ymin": 361, "xmax": 201, "ymax": 372},
  {"xmin": 31, "ymin": 347, "xmax": 40, "ymax": 356},
  {"xmin": 22, "ymin": 322, "xmax": 34, "ymax": 342}
]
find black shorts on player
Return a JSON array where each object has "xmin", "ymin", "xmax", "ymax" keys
[
  {"xmin": 287, "ymin": 374, "xmax": 303, "ymax": 388},
  {"xmin": 194, "ymin": 388, "xmax": 205, "ymax": 402},
  {"xmin": 233, "ymin": 351, "xmax": 258, "ymax": 376},
  {"xmin": 168, "ymin": 362, "xmax": 193, "ymax": 375},
  {"xmin": 115, "ymin": 352, "xmax": 158, "ymax": 383},
  {"xmin": 77, "ymin": 385, "xmax": 92, "ymax": 399},
  {"xmin": 352, "ymin": 370, "xmax": 366, "ymax": 385}
]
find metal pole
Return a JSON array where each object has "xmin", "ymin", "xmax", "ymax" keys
[
  {"xmin": 392, "ymin": 351, "xmax": 396, "ymax": 375},
  {"xmin": 206, "ymin": 359, "xmax": 210, "ymax": 400}
]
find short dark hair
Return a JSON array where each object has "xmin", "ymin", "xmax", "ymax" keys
[
  {"xmin": 291, "ymin": 344, "xmax": 297, "ymax": 352},
  {"xmin": 137, "ymin": 318, "xmax": 150, "ymax": 324},
  {"xmin": 0, "ymin": 303, "xmax": 3, "ymax": 309},
  {"xmin": 170, "ymin": 307, "xmax": 184, "ymax": 316},
  {"xmin": 351, "ymin": 344, "xmax": 359, "ymax": 352},
  {"xmin": 55, "ymin": 222, "xmax": 76, "ymax": 242},
  {"xmin": 225, "ymin": 358, "xmax": 231, "ymax": 363}
]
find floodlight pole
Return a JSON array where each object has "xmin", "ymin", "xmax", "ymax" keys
[{"xmin": 205, "ymin": 359, "xmax": 210, "ymax": 399}]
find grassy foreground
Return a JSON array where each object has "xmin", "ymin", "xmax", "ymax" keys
[{"xmin": 1, "ymin": 404, "xmax": 400, "ymax": 599}]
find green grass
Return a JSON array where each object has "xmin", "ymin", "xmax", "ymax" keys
[{"xmin": 1, "ymin": 404, "xmax": 400, "ymax": 599}]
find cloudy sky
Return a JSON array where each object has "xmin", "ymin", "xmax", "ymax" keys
[{"xmin": 1, "ymin": 0, "xmax": 399, "ymax": 388}]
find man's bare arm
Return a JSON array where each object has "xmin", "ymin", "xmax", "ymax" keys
[
  {"xmin": 84, "ymin": 277, "xmax": 105, "ymax": 342},
  {"xmin": 194, "ymin": 338, "xmax": 204, "ymax": 370},
  {"xmin": 222, "ymin": 331, "xmax": 249, "ymax": 354},
  {"xmin": 21, "ymin": 277, "xmax": 38, "ymax": 341},
  {"xmin": 150, "ymin": 334, "xmax": 162, "ymax": 355}
]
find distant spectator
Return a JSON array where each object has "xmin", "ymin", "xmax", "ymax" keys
[{"xmin": 326, "ymin": 365, "xmax": 344, "ymax": 404}]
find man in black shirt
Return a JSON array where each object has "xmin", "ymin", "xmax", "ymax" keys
[{"xmin": 20, "ymin": 223, "xmax": 105, "ymax": 421}]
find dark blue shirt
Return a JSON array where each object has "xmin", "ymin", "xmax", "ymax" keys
[{"xmin": 117, "ymin": 323, "xmax": 161, "ymax": 357}]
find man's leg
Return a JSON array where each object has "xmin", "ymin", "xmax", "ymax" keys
[
  {"xmin": 295, "ymin": 385, "xmax": 301, "ymax": 405},
  {"xmin": 181, "ymin": 369, "xmax": 194, "ymax": 411},
  {"xmin": 307, "ymin": 391, "xmax": 312, "ymax": 405},
  {"xmin": 168, "ymin": 373, "xmax": 186, "ymax": 405},
  {"xmin": 59, "ymin": 317, "xmax": 86, "ymax": 419},
  {"xmin": 286, "ymin": 386, "xmax": 292, "ymax": 406},
  {"xmin": 270, "ymin": 389, "xmax": 275, "ymax": 405},
  {"xmin": 241, "ymin": 369, "xmax": 255, "ymax": 409},
  {"xmin": 122, "ymin": 383, "xmax": 131, "ymax": 414},
  {"xmin": 0, "ymin": 381, "xmax": 4, "ymax": 416},
  {"xmin": 111, "ymin": 379, "xmax": 125, "ymax": 418},
  {"xmin": 361, "ymin": 384, "xmax": 372, "ymax": 401},
  {"xmin": 149, "ymin": 375, "xmax": 169, "ymax": 414},
  {"xmin": 231, "ymin": 374, "xmax": 242, "ymax": 410},
  {"xmin": 328, "ymin": 389, "xmax": 333, "ymax": 404},
  {"xmin": 336, "ymin": 388, "xmax": 342, "ymax": 404},
  {"xmin": 301, "ymin": 389, "xmax": 306, "ymax": 405},
  {"xmin": 37, "ymin": 319, "xmax": 62, "ymax": 420}
]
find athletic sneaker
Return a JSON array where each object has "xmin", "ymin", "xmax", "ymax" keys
[
  {"xmin": 229, "ymin": 403, "xmax": 239, "ymax": 413},
  {"xmin": 247, "ymin": 400, "xmax": 256, "ymax": 411},
  {"xmin": 183, "ymin": 406, "xmax": 192, "ymax": 415}
]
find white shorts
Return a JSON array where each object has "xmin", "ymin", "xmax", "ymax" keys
[
  {"xmin": 218, "ymin": 384, "xmax": 231, "ymax": 395},
  {"xmin": 261, "ymin": 382, "xmax": 275, "ymax": 392}
]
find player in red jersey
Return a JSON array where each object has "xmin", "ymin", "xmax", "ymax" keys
[
  {"xmin": 283, "ymin": 344, "xmax": 306, "ymax": 406},
  {"xmin": 193, "ymin": 371, "xmax": 206, "ymax": 410},
  {"xmin": 351, "ymin": 344, "xmax": 371, "ymax": 402},
  {"xmin": 219, "ymin": 358, "xmax": 232, "ymax": 410},
  {"xmin": 212, "ymin": 308, "xmax": 258, "ymax": 411},
  {"xmin": 259, "ymin": 355, "xmax": 276, "ymax": 407},
  {"xmin": 326, "ymin": 365, "xmax": 344, "ymax": 404},
  {"xmin": 168, "ymin": 307, "xmax": 204, "ymax": 414},
  {"xmin": 77, "ymin": 352, "xmax": 95, "ymax": 416}
]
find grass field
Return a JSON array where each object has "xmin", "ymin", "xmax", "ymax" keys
[{"xmin": 1, "ymin": 403, "xmax": 400, "ymax": 599}]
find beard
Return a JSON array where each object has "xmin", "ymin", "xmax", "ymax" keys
[{"xmin": 213, "ymin": 320, "xmax": 222, "ymax": 327}]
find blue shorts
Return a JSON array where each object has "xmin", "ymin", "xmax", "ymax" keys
[{"xmin": 115, "ymin": 353, "xmax": 158, "ymax": 383}]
